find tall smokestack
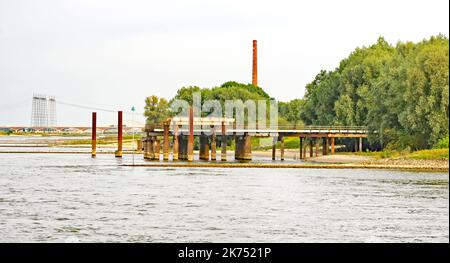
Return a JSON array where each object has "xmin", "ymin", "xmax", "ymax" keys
[{"xmin": 252, "ymin": 40, "xmax": 258, "ymax": 86}]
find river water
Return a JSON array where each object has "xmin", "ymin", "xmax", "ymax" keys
[{"xmin": 0, "ymin": 153, "xmax": 448, "ymax": 242}]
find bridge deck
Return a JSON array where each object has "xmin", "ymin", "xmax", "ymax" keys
[{"xmin": 151, "ymin": 127, "xmax": 369, "ymax": 137}]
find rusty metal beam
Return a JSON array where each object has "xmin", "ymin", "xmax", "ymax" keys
[{"xmin": 91, "ymin": 112, "xmax": 96, "ymax": 157}]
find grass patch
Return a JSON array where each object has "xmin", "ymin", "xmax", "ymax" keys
[
  {"xmin": 58, "ymin": 134, "xmax": 142, "ymax": 146},
  {"xmin": 405, "ymin": 149, "xmax": 449, "ymax": 160},
  {"xmin": 350, "ymin": 148, "xmax": 449, "ymax": 160}
]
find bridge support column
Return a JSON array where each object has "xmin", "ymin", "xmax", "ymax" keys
[
  {"xmin": 143, "ymin": 138, "xmax": 147, "ymax": 159},
  {"xmin": 163, "ymin": 122, "xmax": 169, "ymax": 161},
  {"xmin": 221, "ymin": 121, "xmax": 227, "ymax": 161},
  {"xmin": 299, "ymin": 137, "xmax": 303, "ymax": 159},
  {"xmin": 137, "ymin": 139, "xmax": 142, "ymax": 153},
  {"xmin": 115, "ymin": 111, "xmax": 123, "ymax": 158},
  {"xmin": 178, "ymin": 135, "xmax": 186, "ymax": 160},
  {"xmin": 303, "ymin": 138, "xmax": 307, "ymax": 159},
  {"xmin": 91, "ymin": 112, "xmax": 96, "ymax": 157},
  {"xmin": 211, "ymin": 126, "xmax": 216, "ymax": 161},
  {"xmin": 331, "ymin": 137, "xmax": 335, "ymax": 155},
  {"xmin": 145, "ymin": 136, "xmax": 156, "ymax": 160},
  {"xmin": 154, "ymin": 139, "xmax": 161, "ymax": 160},
  {"xmin": 173, "ymin": 125, "xmax": 179, "ymax": 160},
  {"xmin": 280, "ymin": 136, "xmax": 285, "ymax": 161},
  {"xmin": 199, "ymin": 133, "xmax": 210, "ymax": 160},
  {"xmin": 322, "ymin": 137, "xmax": 329, "ymax": 156},
  {"xmin": 315, "ymin": 138, "xmax": 320, "ymax": 157},
  {"xmin": 235, "ymin": 133, "xmax": 252, "ymax": 160},
  {"xmin": 187, "ymin": 106, "xmax": 194, "ymax": 162},
  {"xmin": 309, "ymin": 139, "xmax": 313, "ymax": 157},
  {"xmin": 359, "ymin": 137, "xmax": 363, "ymax": 152},
  {"xmin": 272, "ymin": 137, "xmax": 277, "ymax": 160}
]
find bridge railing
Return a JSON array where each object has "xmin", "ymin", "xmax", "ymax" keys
[
  {"xmin": 148, "ymin": 123, "xmax": 369, "ymax": 134},
  {"xmin": 273, "ymin": 125, "xmax": 369, "ymax": 132}
]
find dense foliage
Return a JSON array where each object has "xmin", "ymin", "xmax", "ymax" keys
[{"xmin": 300, "ymin": 35, "xmax": 449, "ymax": 150}]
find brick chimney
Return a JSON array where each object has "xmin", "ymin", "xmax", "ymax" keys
[{"xmin": 252, "ymin": 40, "xmax": 258, "ymax": 86}]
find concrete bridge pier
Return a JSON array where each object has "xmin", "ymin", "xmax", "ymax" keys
[
  {"xmin": 199, "ymin": 133, "xmax": 210, "ymax": 160},
  {"xmin": 235, "ymin": 133, "xmax": 252, "ymax": 160},
  {"xmin": 178, "ymin": 135, "xmax": 188, "ymax": 160},
  {"xmin": 272, "ymin": 136, "xmax": 277, "ymax": 160},
  {"xmin": 143, "ymin": 136, "xmax": 158, "ymax": 160}
]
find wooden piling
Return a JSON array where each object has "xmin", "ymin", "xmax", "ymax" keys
[
  {"xmin": 309, "ymin": 139, "xmax": 313, "ymax": 157},
  {"xmin": 280, "ymin": 136, "xmax": 285, "ymax": 161},
  {"xmin": 91, "ymin": 112, "xmax": 96, "ymax": 157}
]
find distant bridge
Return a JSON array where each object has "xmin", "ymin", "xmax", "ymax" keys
[{"xmin": 0, "ymin": 126, "xmax": 143, "ymax": 134}]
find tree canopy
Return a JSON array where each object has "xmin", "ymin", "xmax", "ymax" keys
[{"xmin": 301, "ymin": 35, "xmax": 449, "ymax": 150}]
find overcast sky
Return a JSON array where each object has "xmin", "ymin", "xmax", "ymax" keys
[{"xmin": 0, "ymin": 0, "xmax": 449, "ymax": 126}]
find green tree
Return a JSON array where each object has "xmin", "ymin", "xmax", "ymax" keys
[{"xmin": 144, "ymin": 95, "xmax": 171, "ymax": 124}]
